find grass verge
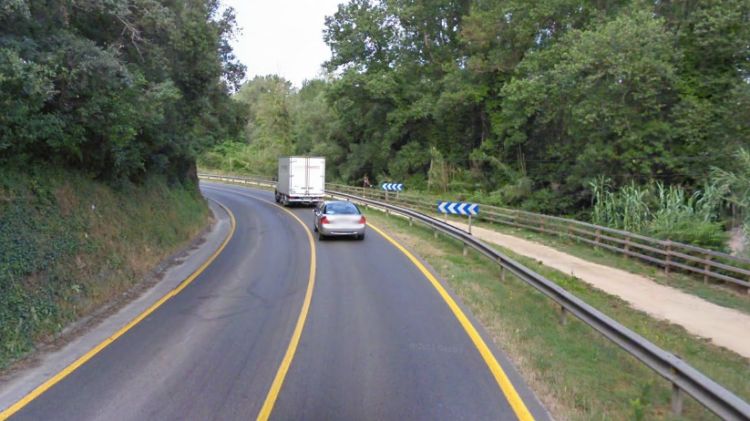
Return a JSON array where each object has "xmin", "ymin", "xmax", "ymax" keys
[
  {"xmin": 364, "ymin": 209, "xmax": 749, "ymax": 421},
  {"xmin": 0, "ymin": 166, "xmax": 209, "ymax": 369}
]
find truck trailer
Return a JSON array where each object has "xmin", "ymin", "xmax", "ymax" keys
[{"xmin": 275, "ymin": 156, "xmax": 326, "ymax": 206}]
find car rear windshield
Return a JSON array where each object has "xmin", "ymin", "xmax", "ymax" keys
[{"xmin": 324, "ymin": 202, "xmax": 360, "ymax": 215}]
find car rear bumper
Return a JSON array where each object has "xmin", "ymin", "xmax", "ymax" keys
[
  {"xmin": 287, "ymin": 196, "xmax": 324, "ymax": 205},
  {"xmin": 319, "ymin": 225, "xmax": 366, "ymax": 237}
]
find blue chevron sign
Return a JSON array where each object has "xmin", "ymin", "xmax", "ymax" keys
[
  {"xmin": 381, "ymin": 182, "xmax": 404, "ymax": 192},
  {"xmin": 437, "ymin": 201, "xmax": 479, "ymax": 216}
]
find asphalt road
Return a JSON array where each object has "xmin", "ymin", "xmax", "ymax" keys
[{"xmin": 9, "ymin": 183, "xmax": 548, "ymax": 420}]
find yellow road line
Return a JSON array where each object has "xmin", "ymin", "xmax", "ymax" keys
[
  {"xmin": 249, "ymin": 201, "xmax": 317, "ymax": 420},
  {"xmin": 368, "ymin": 223, "xmax": 535, "ymax": 421},
  {"xmin": 202, "ymin": 185, "xmax": 317, "ymax": 420},
  {"xmin": 202, "ymin": 183, "xmax": 318, "ymax": 420},
  {"xmin": 0, "ymin": 200, "xmax": 237, "ymax": 421}
]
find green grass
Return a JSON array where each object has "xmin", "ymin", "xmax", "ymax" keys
[
  {"xmin": 364, "ymin": 209, "xmax": 749, "ymax": 421},
  {"xmin": 0, "ymin": 166, "xmax": 209, "ymax": 369}
]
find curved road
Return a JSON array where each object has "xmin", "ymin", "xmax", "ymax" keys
[{"xmin": 7, "ymin": 183, "xmax": 548, "ymax": 420}]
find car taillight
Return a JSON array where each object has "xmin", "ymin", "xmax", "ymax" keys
[
  {"xmin": 358, "ymin": 216, "xmax": 366, "ymax": 224},
  {"xmin": 320, "ymin": 216, "xmax": 330, "ymax": 224}
]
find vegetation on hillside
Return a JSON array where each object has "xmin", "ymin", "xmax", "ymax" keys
[
  {"xmin": 201, "ymin": 0, "xmax": 749, "ymax": 249},
  {"xmin": 1, "ymin": 0, "xmax": 246, "ymax": 184},
  {"xmin": 0, "ymin": 167, "xmax": 208, "ymax": 368}
]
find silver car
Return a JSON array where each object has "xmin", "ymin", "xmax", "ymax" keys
[{"xmin": 313, "ymin": 200, "xmax": 366, "ymax": 240}]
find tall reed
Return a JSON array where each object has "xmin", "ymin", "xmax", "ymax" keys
[{"xmin": 589, "ymin": 178, "xmax": 727, "ymax": 249}]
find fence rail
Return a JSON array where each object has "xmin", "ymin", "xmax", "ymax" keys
[{"xmin": 199, "ymin": 173, "xmax": 750, "ymax": 420}]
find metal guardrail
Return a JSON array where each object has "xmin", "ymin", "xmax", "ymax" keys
[{"xmin": 199, "ymin": 173, "xmax": 750, "ymax": 420}]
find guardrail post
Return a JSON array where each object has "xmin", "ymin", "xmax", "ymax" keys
[
  {"xmin": 409, "ymin": 216, "xmax": 413, "ymax": 227},
  {"xmin": 468, "ymin": 215, "xmax": 473, "ymax": 235},
  {"xmin": 665, "ymin": 240, "xmax": 672, "ymax": 275},
  {"xmin": 671, "ymin": 381, "xmax": 684, "ymax": 416},
  {"xmin": 463, "ymin": 244, "xmax": 468, "ymax": 257},
  {"xmin": 433, "ymin": 225, "xmax": 438, "ymax": 239},
  {"xmin": 540, "ymin": 216, "xmax": 545, "ymax": 233},
  {"xmin": 559, "ymin": 305, "xmax": 568, "ymax": 325},
  {"xmin": 500, "ymin": 266, "xmax": 506, "ymax": 282}
]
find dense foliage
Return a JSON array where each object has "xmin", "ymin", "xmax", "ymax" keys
[
  {"xmin": 0, "ymin": 0, "xmax": 245, "ymax": 183},
  {"xmin": 204, "ymin": 0, "xmax": 749, "ymax": 219},
  {"xmin": 590, "ymin": 179, "xmax": 728, "ymax": 248}
]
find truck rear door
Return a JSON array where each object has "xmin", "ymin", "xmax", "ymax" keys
[
  {"xmin": 306, "ymin": 158, "xmax": 325, "ymax": 196},
  {"xmin": 289, "ymin": 157, "xmax": 308, "ymax": 196}
]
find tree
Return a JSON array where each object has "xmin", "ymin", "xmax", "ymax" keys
[
  {"xmin": 0, "ymin": 0, "xmax": 246, "ymax": 183},
  {"xmin": 499, "ymin": 11, "xmax": 681, "ymax": 205}
]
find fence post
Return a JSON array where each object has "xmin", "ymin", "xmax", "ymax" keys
[
  {"xmin": 595, "ymin": 228, "xmax": 601, "ymax": 249},
  {"xmin": 624, "ymin": 236, "xmax": 631, "ymax": 260},
  {"xmin": 540, "ymin": 215, "xmax": 545, "ymax": 233},
  {"xmin": 703, "ymin": 254, "xmax": 711, "ymax": 284},
  {"xmin": 665, "ymin": 240, "xmax": 672, "ymax": 275}
]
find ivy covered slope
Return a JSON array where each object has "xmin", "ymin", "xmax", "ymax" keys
[{"xmin": 0, "ymin": 167, "xmax": 209, "ymax": 368}]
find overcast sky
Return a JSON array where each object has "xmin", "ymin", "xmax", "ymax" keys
[{"xmin": 222, "ymin": 0, "xmax": 343, "ymax": 88}]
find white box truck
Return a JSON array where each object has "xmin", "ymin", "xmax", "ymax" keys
[{"xmin": 275, "ymin": 156, "xmax": 326, "ymax": 206}]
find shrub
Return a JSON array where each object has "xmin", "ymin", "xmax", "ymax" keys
[{"xmin": 589, "ymin": 177, "xmax": 728, "ymax": 249}]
